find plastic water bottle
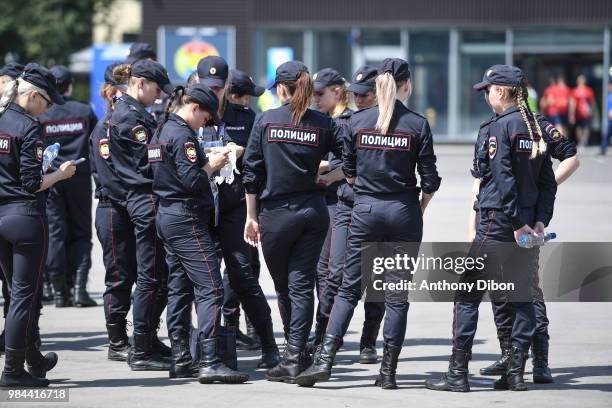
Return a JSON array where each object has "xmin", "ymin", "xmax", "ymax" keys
[
  {"xmin": 518, "ymin": 232, "xmax": 557, "ymax": 248},
  {"xmin": 42, "ymin": 143, "xmax": 60, "ymax": 173}
]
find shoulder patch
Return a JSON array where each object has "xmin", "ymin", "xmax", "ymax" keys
[
  {"xmin": 36, "ymin": 140, "xmax": 44, "ymax": 162},
  {"xmin": 184, "ymin": 142, "xmax": 198, "ymax": 163},
  {"xmin": 99, "ymin": 138, "xmax": 110, "ymax": 160},
  {"xmin": 0, "ymin": 135, "xmax": 10, "ymax": 154},
  {"xmin": 488, "ymin": 136, "xmax": 497, "ymax": 159},
  {"xmin": 132, "ymin": 125, "xmax": 148, "ymax": 144},
  {"xmin": 544, "ymin": 124, "xmax": 562, "ymax": 141}
]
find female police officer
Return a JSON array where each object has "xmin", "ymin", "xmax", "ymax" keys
[
  {"xmin": 242, "ymin": 61, "xmax": 344, "ymax": 384},
  {"xmin": 310, "ymin": 67, "xmax": 352, "ymax": 350},
  {"xmin": 150, "ymin": 83, "xmax": 249, "ymax": 383},
  {"xmin": 477, "ymin": 113, "xmax": 578, "ymax": 383},
  {"xmin": 0, "ymin": 63, "xmax": 77, "ymax": 387},
  {"xmin": 90, "ymin": 63, "xmax": 139, "ymax": 362},
  {"xmin": 109, "ymin": 60, "xmax": 173, "ymax": 371},
  {"xmin": 314, "ymin": 65, "xmax": 386, "ymax": 365},
  {"xmin": 296, "ymin": 58, "xmax": 441, "ymax": 389},
  {"xmin": 196, "ymin": 56, "xmax": 280, "ymax": 366},
  {"xmin": 426, "ymin": 65, "xmax": 556, "ymax": 392}
]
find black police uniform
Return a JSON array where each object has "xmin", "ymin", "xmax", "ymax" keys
[
  {"xmin": 314, "ymin": 66, "xmax": 386, "ymax": 362},
  {"xmin": 242, "ymin": 61, "xmax": 344, "ymax": 382},
  {"xmin": 221, "ymin": 69, "xmax": 265, "ymax": 342},
  {"xmin": 150, "ymin": 83, "xmax": 249, "ymax": 382},
  {"xmin": 484, "ymin": 114, "xmax": 575, "ymax": 382},
  {"xmin": 0, "ymin": 62, "xmax": 25, "ymax": 349},
  {"xmin": 107, "ymin": 60, "xmax": 173, "ymax": 370},
  {"xmin": 0, "ymin": 63, "xmax": 65, "ymax": 388},
  {"xmin": 39, "ymin": 85, "xmax": 97, "ymax": 307},
  {"xmin": 199, "ymin": 103, "xmax": 277, "ymax": 353},
  {"xmin": 426, "ymin": 65, "xmax": 557, "ymax": 393},
  {"xmin": 90, "ymin": 107, "xmax": 138, "ymax": 361},
  {"xmin": 297, "ymin": 58, "xmax": 441, "ymax": 388}
]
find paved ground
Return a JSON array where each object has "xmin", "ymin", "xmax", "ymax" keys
[{"xmin": 1, "ymin": 146, "xmax": 611, "ymax": 407}]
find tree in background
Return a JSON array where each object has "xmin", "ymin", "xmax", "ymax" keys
[{"xmin": 0, "ymin": 0, "xmax": 114, "ymax": 66}]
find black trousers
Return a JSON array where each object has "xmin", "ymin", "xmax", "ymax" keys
[
  {"xmin": 452, "ymin": 209, "xmax": 536, "ymax": 351},
  {"xmin": 45, "ymin": 173, "xmax": 92, "ymax": 282},
  {"xmin": 316, "ymin": 199, "xmax": 385, "ymax": 343},
  {"xmin": 326, "ymin": 193, "xmax": 422, "ymax": 347},
  {"xmin": 212, "ymin": 204, "xmax": 275, "ymax": 350},
  {"xmin": 221, "ymin": 245, "xmax": 261, "ymax": 326},
  {"xmin": 316, "ymin": 202, "xmax": 337, "ymax": 298},
  {"xmin": 95, "ymin": 200, "xmax": 137, "ymax": 324},
  {"xmin": 156, "ymin": 204, "xmax": 223, "ymax": 340},
  {"xmin": 491, "ymin": 247, "xmax": 550, "ymax": 338},
  {"xmin": 260, "ymin": 193, "xmax": 329, "ymax": 347},
  {"xmin": 124, "ymin": 190, "xmax": 168, "ymax": 333},
  {"xmin": 0, "ymin": 203, "xmax": 47, "ymax": 349}
]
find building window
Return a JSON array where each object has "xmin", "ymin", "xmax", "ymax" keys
[
  {"xmin": 409, "ymin": 31, "xmax": 450, "ymax": 135},
  {"xmin": 313, "ymin": 30, "xmax": 352, "ymax": 79},
  {"xmin": 459, "ymin": 30, "xmax": 506, "ymax": 136}
]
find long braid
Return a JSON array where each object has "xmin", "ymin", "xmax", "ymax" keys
[
  {"xmin": 522, "ymin": 86, "xmax": 546, "ymax": 158},
  {"xmin": 516, "ymin": 87, "xmax": 538, "ymax": 159}
]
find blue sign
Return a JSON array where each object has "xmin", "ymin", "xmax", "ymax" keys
[
  {"xmin": 90, "ymin": 44, "xmax": 131, "ymax": 120},
  {"xmin": 157, "ymin": 26, "xmax": 235, "ymax": 83}
]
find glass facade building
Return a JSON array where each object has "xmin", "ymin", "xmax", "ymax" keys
[{"xmin": 253, "ymin": 27, "xmax": 610, "ymax": 140}]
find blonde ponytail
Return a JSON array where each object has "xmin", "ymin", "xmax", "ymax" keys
[
  {"xmin": 0, "ymin": 79, "xmax": 18, "ymax": 115},
  {"xmin": 331, "ymin": 83, "xmax": 349, "ymax": 118},
  {"xmin": 375, "ymin": 72, "xmax": 397, "ymax": 135}
]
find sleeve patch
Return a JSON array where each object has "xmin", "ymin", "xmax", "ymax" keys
[
  {"xmin": 488, "ymin": 136, "xmax": 497, "ymax": 159},
  {"xmin": 132, "ymin": 125, "xmax": 148, "ymax": 144},
  {"xmin": 36, "ymin": 140, "xmax": 44, "ymax": 162},
  {"xmin": 99, "ymin": 138, "xmax": 110, "ymax": 160},
  {"xmin": 184, "ymin": 142, "xmax": 198, "ymax": 163}
]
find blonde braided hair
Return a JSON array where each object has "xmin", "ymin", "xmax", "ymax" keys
[{"xmin": 513, "ymin": 86, "xmax": 546, "ymax": 159}]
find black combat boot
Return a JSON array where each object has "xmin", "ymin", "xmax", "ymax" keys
[
  {"xmin": 494, "ymin": 346, "xmax": 528, "ymax": 391},
  {"xmin": 152, "ymin": 332, "xmax": 172, "ymax": 358},
  {"xmin": 480, "ymin": 327, "xmax": 511, "ymax": 376},
  {"xmin": 73, "ymin": 269, "xmax": 97, "ymax": 307},
  {"xmin": 425, "ymin": 348, "xmax": 470, "ymax": 392},
  {"xmin": 245, "ymin": 315, "xmax": 261, "ymax": 348},
  {"xmin": 266, "ymin": 342, "xmax": 308, "ymax": 383},
  {"xmin": 305, "ymin": 318, "xmax": 327, "ymax": 355},
  {"xmin": 129, "ymin": 331, "xmax": 171, "ymax": 371},
  {"xmin": 106, "ymin": 321, "xmax": 131, "ymax": 361},
  {"xmin": 359, "ymin": 323, "xmax": 380, "ymax": 364},
  {"xmin": 532, "ymin": 333, "xmax": 553, "ymax": 383},
  {"xmin": 0, "ymin": 348, "xmax": 49, "ymax": 388},
  {"xmin": 197, "ymin": 336, "xmax": 249, "ymax": 384},
  {"xmin": 374, "ymin": 342, "xmax": 401, "ymax": 389},
  {"xmin": 51, "ymin": 276, "xmax": 70, "ymax": 308},
  {"xmin": 25, "ymin": 340, "xmax": 58, "ymax": 379},
  {"xmin": 256, "ymin": 320, "xmax": 280, "ymax": 369},
  {"xmin": 295, "ymin": 334, "xmax": 342, "ymax": 387},
  {"xmin": 42, "ymin": 281, "xmax": 54, "ymax": 303},
  {"xmin": 169, "ymin": 333, "xmax": 194, "ymax": 378}
]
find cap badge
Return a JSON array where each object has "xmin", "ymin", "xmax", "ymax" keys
[
  {"xmin": 356, "ymin": 73, "xmax": 363, "ymax": 81},
  {"xmin": 210, "ymin": 67, "xmax": 217, "ymax": 75},
  {"xmin": 486, "ymin": 69, "xmax": 493, "ymax": 78},
  {"xmin": 313, "ymin": 73, "xmax": 318, "ymax": 80}
]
